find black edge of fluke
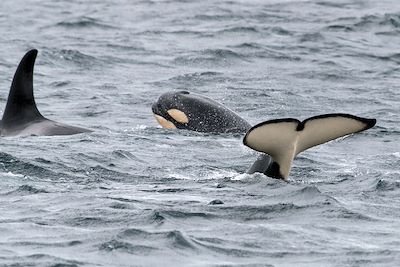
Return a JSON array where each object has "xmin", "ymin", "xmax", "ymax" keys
[
  {"xmin": 301, "ymin": 113, "xmax": 377, "ymax": 131},
  {"xmin": 243, "ymin": 113, "xmax": 377, "ymax": 147},
  {"xmin": 2, "ymin": 49, "xmax": 44, "ymax": 126}
]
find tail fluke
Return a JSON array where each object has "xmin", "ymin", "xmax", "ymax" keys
[{"xmin": 243, "ymin": 114, "xmax": 376, "ymax": 180}]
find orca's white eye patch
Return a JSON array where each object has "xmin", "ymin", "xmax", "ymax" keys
[
  {"xmin": 167, "ymin": 109, "xmax": 189, "ymax": 124},
  {"xmin": 154, "ymin": 114, "xmax": 176, "ymax": 129}
]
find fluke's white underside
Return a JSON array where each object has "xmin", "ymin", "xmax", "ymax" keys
[{"xmin": 244, "ymin": 114, "xmax": 375, "ymax": 180}]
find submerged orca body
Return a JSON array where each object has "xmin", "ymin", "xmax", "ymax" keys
[
  {"xmin": 0, "ymin": 49, "xmax": 91, "ymax": 137},
  {"xmin": 152, "ymin": 91, "xmax": 251, "ymax": 134},
  {"xmin": 244, "ymin": 114, "xmax": 376, "ymax": 180}
]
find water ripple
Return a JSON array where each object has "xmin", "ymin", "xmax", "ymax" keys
[{"xmin": 56, "ymin": 16, "xmax": 115, "ymax": 29}]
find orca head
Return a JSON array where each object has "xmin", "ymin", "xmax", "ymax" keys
[
  {"xmin": 152, "ymin": 90, "xmax": 251, "ymax": 133},
  {"xmin": 152, "ymin": 90, "xmax": 192, "ymax": 130}
]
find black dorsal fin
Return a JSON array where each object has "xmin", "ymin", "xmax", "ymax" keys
[{"xmin": 1, "ymin": 49, "xmax": 44, "ymax": 126}]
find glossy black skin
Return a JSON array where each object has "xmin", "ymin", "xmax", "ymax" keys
[
  {"xmin": 0, "ymin": 49, "xmax": 91, "ymax": 136},
  {"xmin": 152, "ymin": 91, "xmax": 251, "ymax": 134},
  {"xmin": 245, "ymin": 154, "xmax": 280, "ymax": 178},
  {"xmin": 152, "ymin": 90, "xmax": 275, "ymax": 176}
]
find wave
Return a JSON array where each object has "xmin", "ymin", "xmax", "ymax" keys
[
  {"xmin": 214, "ymin": 203, "xmax": 304, "ymax": 221},
  {"xmin": 191, "ymin": 236, "xmax": 276, "ymax": 260},
  {"xmin": 325, "ymin": 12, "xmax": 400, "ymax": 33},
  {"xmin": 298, "ymin": 32, "xmax": 325, "ymax": 42},
  {"xmin": 56, "ymin": 16, "xmax": 115, "ymax": 29},
  {"xmin": 4, "ymin": 185, "xmax": 49, "ymax": 195},
  {"xmin": 137, "ymin": 29, "xmax": 209, "ymax": 37},
  {"xmin": 153, "ymin": 209, "xmax": 215, "ymax": 219},
  {"xmin": 117, "ymin": 228, "xmax": 198, "ymax": 250},
  {"xmin": 0, "ymin": 254, "xmax": 83, "ymax": 267},
  {"xmin": 40, "ymin": 49, "xmax": 103, "ymax": 69},
  {"xmin": 65, "ymin": 216, "xmax": 116, "ymax": 227},
  {"xmin": 173, "ymin": 49, "xmax": 249, "ymax": 67},
  {"xmin": 83, "ymin": 165, "xmax": 132, "ymax": 182},
  {"xmin": 217, "ymin": 26, "xmax": 259, "ymax": 34},
  {"xmin": 99, "ymin": 239, "xmax": 157, "ymax": 253},
  {"xmin": 162, "ymin": 71, "xmax": 225, "ymax": 87},
  {"xmin": 323, "ymin": 204, "xmax": 378, "ymax": 221},
  {"xmin": 0, "ymin": 152, "xmax": 61, "ymax": 179},
  {"xmin": 168, "ymin": 71, "xmax": 223, "ymax": 81},
  {"xmin": 194, "ymin": 13, "xmax": 241, "ymax": 21},
  {"xmin": 9, "ymin": 240, "xmax": 82, "ymax": 248},
  {"xmin": 231, "ymin": 42, "xmax": 263, "ymax": 49},
  {"xmin": 375, "ymin": 179, "xmax": 400, "ymax": 191},
  {"xmin": 56, "ymin": 49, "xmax": 99, "ymax": 66}
]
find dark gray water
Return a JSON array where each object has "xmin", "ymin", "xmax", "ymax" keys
[{"xmin": 0, "ymin": 0, "xmax": 399, "ymax": 266}]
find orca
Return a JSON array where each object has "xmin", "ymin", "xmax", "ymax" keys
[
  {"xmin": 152, "ymin": 91, "xmax": 376, "ymax": 180},
  {"xmin": 0, "ymin": 49, "xmax": 91, "ymax": 137},
  {"xmin": 152, "ymin": 91, "xmax": 251, "ymax": 134},
  {"xmin": 243, "ymin": 114, "xmax": 376, "ymax": 180}
]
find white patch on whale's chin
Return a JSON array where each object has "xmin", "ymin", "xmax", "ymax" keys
[{"xmin": 154, "ymin": 114, "xmax": 176, "ymax": 129}]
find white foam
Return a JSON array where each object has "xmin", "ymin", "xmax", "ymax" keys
[{"xmin": 1, "ymin": 171, "xmax": 25, "ymax": 178}]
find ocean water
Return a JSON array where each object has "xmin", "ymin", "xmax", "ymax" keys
[{"xmin": 0, "ymin": 0, "xmax": 399, "ymax": 266}]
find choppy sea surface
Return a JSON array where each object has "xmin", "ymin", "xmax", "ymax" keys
[{"xmin": 0, "ymin": 0, "xmax": 399, "ymax": 266}]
